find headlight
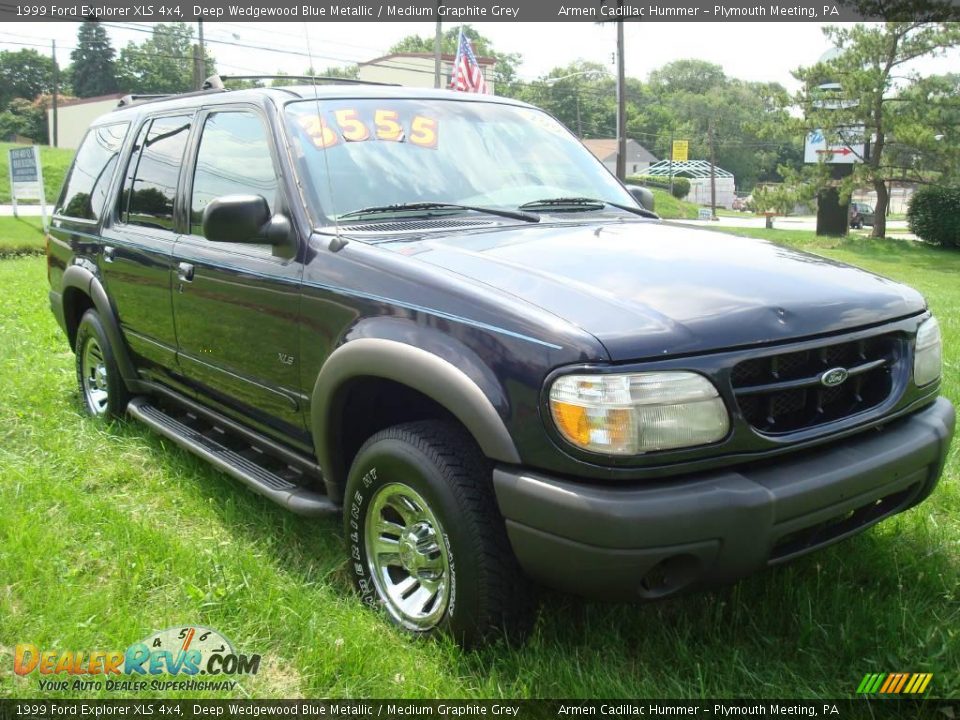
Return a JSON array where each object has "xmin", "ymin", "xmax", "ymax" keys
[
  {"xmin": 549, "ymin": 371, "xmax": 730, "ymax": 455},
  {"xmin": 914, "ymin": 316, "xmax": 942, "ymax": 386}
]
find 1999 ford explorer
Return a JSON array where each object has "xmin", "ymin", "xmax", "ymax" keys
[{"xmin": 46, "ymin": 77, "xmax": 955, "ymax": 645}]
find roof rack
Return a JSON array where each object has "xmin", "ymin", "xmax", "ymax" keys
[
  {"xmin": 115, "ymin": 81, "xmax": 227, "ymax": 109},
  {"xmin": 116, "ymin": 93, "xmax": 171, "ymax": 108},
  {"xmin": 114, "ymin": 73, "xmax": 397, "ymax": 110},
  {"xmin": 210, "ymin": 74, "xmax": 399, "ymax": 88}
]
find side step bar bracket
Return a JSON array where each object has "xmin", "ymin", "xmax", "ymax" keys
[{"xmin": 127, "ymin": 397, "xmax": 338, "ymax": 517}]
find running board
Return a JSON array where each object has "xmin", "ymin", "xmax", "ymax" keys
[{"xmin": 127, "ymin": 397, "xmax": 338, "ymax": 516}]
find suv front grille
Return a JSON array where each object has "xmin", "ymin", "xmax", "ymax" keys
[{"xmin": 731, "ymin": 333, "xmax": 901, "ymax": 434}]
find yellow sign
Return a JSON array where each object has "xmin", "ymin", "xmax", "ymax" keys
[{"xmin": 672, "ymin": 140, "xmax": 688, "ymax": 162}]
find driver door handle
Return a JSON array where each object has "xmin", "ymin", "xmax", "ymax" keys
[{"xmin": 177, "ymin": 262, "xmax": 194, "ymax": 282}]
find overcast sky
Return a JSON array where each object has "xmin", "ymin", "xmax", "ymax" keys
[{"xmin": 3, "ymin": 22, "xmax": 958, "ymax": 90}]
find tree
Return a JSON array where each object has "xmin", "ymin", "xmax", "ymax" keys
[
  {"xmin": 0, "ymin": 49, "xmax": 57, "ymax": 110},
  {"xmin": 794, "ymin": 22, "xmax": 960, "ymax": 238},
  {"xmin": 116, "ymin": 23, "xmax": 215, "ymax": 94},
  {"xmin": 511, "ymin": 61, "xmax": 617, "ymax": 139},
  {"xmin": 0, "ymin": 97, "xmax": 45, "ymax": 142},
  {"xmin": 648, "ymin": 59, "xmax": 727, "ymax": 97},
  {"xmin": 70, "ymin": 21, "xmax": 119, "ymax": 97},
  {"xmin": 388, "ymin": 25, "xmax": 521, "ymax": 87}
]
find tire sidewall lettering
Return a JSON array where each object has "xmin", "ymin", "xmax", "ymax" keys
[{"xmin": 347, "ymin": 461, "xmax": 457, "ymax": 627}]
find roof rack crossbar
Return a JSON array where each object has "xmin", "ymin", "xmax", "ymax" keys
[{"xmin": 115, "ymin": 84, "xmax": 228, "ymax": 110}]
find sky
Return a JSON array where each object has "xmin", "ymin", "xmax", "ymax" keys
[{"xmin": 2, "ymin": 21, "xmax": 958, "ymax": 91}]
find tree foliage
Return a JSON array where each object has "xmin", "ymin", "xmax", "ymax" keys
[
  {"xmin": 508, "ymin": 58, "xmax": 797, "ymax": 191},
  {"xmin": 794, "ymin": 22, "xmax": 960, "ymax": 237},
  {"xmin": 70, "ymin": 21, "xmax": 119, "ymax": 98},
  {"xmin": 116, "ymin": 23, "xmax": 215, "ymax": 94},
  {"xmin": 0, "ymin": 49, "xmax": 57, "ymax": 110},
  {"xmin": 907, "ymin": 185, "xmax": 960, "ymax": 248}
]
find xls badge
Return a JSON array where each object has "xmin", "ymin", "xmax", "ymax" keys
[{"xmin": 14, "ymin": 626, "xmax": 260, "ymax": 692}]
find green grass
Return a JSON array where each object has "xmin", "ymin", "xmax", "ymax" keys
[
  {"xmin": 0, "ymin": 217, "xmax": 45, "ymax": 257},
  {"xmin": 0, "ymin": 142, "xmax": 74, "ymax": 205},
  {"xmin": 1, "ymin": 233, "xmax": 958, "ymax": 700},
  {"xmin": 651, "ymin": 188, "xmax": 701, "ymax": 220}
]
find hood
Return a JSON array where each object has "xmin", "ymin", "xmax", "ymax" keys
[{"xmin": 378, "ymin": 221, "xmax": 926, "ymax": 361}]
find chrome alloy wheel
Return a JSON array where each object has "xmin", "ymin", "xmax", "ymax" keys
[
  {"xmin": 81, "ymin": 336, "xmax": 110, "ymax": 415},
  {"xmin": 364, "ymin": 482, "xmax": 452, "ymax": 630}
]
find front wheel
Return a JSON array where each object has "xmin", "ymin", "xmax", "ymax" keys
[{"xmin": 344, "ymin": 420, "xmax": 537, "ymax": 646}]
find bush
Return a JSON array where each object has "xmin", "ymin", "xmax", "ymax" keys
[
  {"xmin": 626, "ymin": 174, "xmax": 690, "ymax": 200},
  {"xmin": 907, "ymin": 186, "xmax": 960, "ymax": 249}
]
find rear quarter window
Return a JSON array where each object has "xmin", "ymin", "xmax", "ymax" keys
[{"xmin": 55, "ymin": 122, "xmax": 129, "ymax": 221}]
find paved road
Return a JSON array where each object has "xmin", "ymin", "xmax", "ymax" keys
[
  {"xmin": 0, "ymin": 204, "xmax": 46, "ymax": 217},
  {"xmin": 672, "ymin": 213, "xmax": 916, "ymax": 239}
]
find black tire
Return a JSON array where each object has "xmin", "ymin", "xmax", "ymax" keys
[
  {"xmin": 344, "ymin": 420, "xmax": 537, "ymax": 646},
  {"xmin": 75, "ymin": 309, "xmax": 130, "ymax": 419}
]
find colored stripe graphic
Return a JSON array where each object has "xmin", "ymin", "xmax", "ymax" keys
[{"xmin": 858, "ymin": 672, "xmax": 932, "ymax": 694}]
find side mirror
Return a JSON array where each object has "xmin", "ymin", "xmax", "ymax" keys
[
  {"xmin": 625, "ymin": 184, "xmax": 656, "ymax": 213},
  {"xmin": 202, "ymin": 195, "xmax": 272, "ymax": 244}
]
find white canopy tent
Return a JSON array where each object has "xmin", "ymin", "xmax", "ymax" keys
[{"xmin": 645, "ymin": 160, "xmax": 736, "ymax": 209}]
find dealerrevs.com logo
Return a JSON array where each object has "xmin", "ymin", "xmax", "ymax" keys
[{"xmin": 14, "ymin": 626, "xmax": 260, "ymax": 693}]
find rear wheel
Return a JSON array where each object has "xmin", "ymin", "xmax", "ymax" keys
[
  {"xmin": 344, "ymin": 420, "xmax": 537, "ymax": 646},
  {"xmin": 75, "ymin": 310, "xmax": 130, "ymax": 419}
]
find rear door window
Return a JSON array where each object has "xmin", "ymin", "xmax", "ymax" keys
[
  {"xmin": 117, "ymin": 115, "xmax": 192, "ymax": 231},
  {"xmin": 55, "ymin": 122, "xmax": 129, "ymax": 221}
]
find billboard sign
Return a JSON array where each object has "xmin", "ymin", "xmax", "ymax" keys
[{"xmin": 804, "ymin": 127, "xmax": 866, "ymax": 164}]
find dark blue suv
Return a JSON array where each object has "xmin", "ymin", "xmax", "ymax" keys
[{"xmin": 47, "ymin": 78, "xmax": 955, "ymax": 645}]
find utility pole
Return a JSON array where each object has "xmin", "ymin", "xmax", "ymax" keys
[
  {"xmin": 576, "ymin": 92, "xmax": 582, "ymax": 138},
  {"xmin": 709, "ymin": 119, "xmax": 717, "ymax": 220},
  {"xmin": 434, "ymin": 3, "xmax": 442, "ymax": 89},
  {"xmin": 669, "ymin": 128, "xmax": 674, "ymax": 195},
  {"xmin": 51, "ymin": 40, "xmax": 58, "ymax": 148},
  {"xmin": 194, "ymin": 20, "xmax": 205, "ymax": 89},
  {"xmin": 615, "ymin": 16, "xmax": 626, "ymax": 181},
  {"xmin": 198, "ymin": 20, "xmax": 205, "ymax": 75}
]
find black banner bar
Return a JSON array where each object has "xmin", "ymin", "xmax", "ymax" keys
[
  {"xmin": 2, "ymin": 0, "xmax": 959, "ymax": 22},
  {"xmin": 0, "ymin": 700, "xmax": 956, "ymax": 720}
]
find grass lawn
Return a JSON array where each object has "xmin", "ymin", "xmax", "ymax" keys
[
  {"xmin": 0, "ymin": 142, "xmax": 74, "ymax": 205},
  {"xmin": 0, "ymin": 231, "xmax": 958, "ymax": 700},
  {"xmin": 651, "ymin": 188, "xmax": 701, "ymax": 220},
  {"xmin": 0, "ymin": 217, "xmax": 45, "ymax": 257}
]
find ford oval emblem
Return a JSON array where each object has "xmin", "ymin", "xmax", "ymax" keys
[{"xmin": 821, "ymin": 367, "xmax": 849, "ymax": 387}]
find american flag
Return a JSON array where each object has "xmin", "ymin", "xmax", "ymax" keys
[{"xmin": 449, "ymin": 29, "xmax": 488, "ymax": 94}]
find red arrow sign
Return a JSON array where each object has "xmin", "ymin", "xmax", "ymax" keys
[{"xmin": 816, "ymin": 147, "xmax": 854, "ymax": 156}]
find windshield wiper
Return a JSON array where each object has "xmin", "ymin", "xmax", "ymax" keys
[
  {"xmin": 337, "ymin": 201, "xmax": 539, "ymax": 223},
  {"xmin": 519, "ymin": 197, "xmax": 658, "ymax": 219}
]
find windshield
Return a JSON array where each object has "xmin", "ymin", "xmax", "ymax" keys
[{"xmin": 284, "ymin": 98, "xmax": 636, "ymax": 222}]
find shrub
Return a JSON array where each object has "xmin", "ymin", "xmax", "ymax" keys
[
  {"xmin": 907, "ymin": 186, "xmax": 960, "ymax": 249},
  {"xmin": 626, "ymin": 174, "xmax": 690, "ymax": 200}
]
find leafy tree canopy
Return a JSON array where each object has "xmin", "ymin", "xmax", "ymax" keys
[
  {"xmin": 0, "ymin": 49, "xmax": 57, "ymax": 110},
  {"xmin": 116, "ymin": 23, "xmax": 215, "ymax": 95},
  {"xmin": 793, "ymin": 21, "xmax": 960, "ymax": 237}
]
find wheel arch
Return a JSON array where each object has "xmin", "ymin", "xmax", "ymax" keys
[
  {"xmin": 311, "ymin": 338, "xmax": 521, "ymax": 502},
  {"xmin": 60, "ymin": 264, "xmax": 138, "ymax": 384}
]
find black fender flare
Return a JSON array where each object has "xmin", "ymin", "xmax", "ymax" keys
[
  {"xmin": 310, "ymin": 338, "xmax": 521, "ymax": 492},
  {"xmin": 61, "ymin": 264, "xmax": 139, "ymax": 385}
]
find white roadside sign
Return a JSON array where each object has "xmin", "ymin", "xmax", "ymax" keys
[
  {"xmin": 7, "ymin": 145, "xmax": 47, "ymax": 227},
  {"xmin": 804, "ymin": 128, "xmax": 866, "ymax": 165}
]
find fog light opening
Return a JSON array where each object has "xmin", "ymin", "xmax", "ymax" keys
[{"xmin": 638, "ymin": 554, "xmax": 700, "ymax": 598}]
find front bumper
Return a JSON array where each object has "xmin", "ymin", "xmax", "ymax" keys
[{"xmin": 493, "ymin": 397, "xmax": 955, "ymax": 600}]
